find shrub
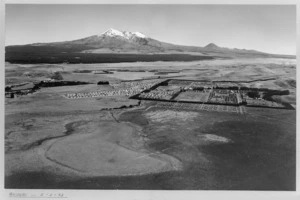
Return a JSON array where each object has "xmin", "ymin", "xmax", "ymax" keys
[
  {"xmin": 247, "ymin": 91, "xmax": 260, "ymax": 99},
  {"xmin": 97, "ymin": 81, "xmax": 109, "ymax": 85},
  {"xmin": 5, "ymin": 86, "xmax": 11, "ymax": 92}
]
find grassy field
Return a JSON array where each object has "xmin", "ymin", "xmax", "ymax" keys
[
  {"xmin": 5, "ymin": 84, "xmax": 139, "ymax": 115},
  {"xmin": 117, "ymin": 106, "xmax": 296, "ymax": 190},
  {"xmin": 175, "ymin": 91, "xmax": 210, "ymax": 102},
  {"xmin": 45, "ymin": 121, "xmax": 181, "ymax": 176},
  {"xmin": 5, "ymin": 58, "xmax": 296, "ymax": 189}
]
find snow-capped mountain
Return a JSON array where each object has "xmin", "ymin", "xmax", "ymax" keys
[
  {"xmin": 100, "ymin": 28, "xmax": 125, "ymax": 37},
  {"xmin": 5, "ymin": 28, "xmax": 294, "ymax": 64},
  {"xmin": 100, "ymin": 28, "xmax": 147, "ymax": 39}
]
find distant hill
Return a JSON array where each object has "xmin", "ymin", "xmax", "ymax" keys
[{"xmin": 5, "ymin": 28, "xmax": 295, "ymax": 64}]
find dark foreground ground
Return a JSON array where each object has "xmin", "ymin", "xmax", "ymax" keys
[{"xmin": 5, "ymin": 105, "xmax": 296, "ymax": 190}]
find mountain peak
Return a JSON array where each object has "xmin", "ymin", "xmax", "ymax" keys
[
  {"xmin": 100, "ymin": 28, "xmax": 124, "ymax": 37},
  {"xmin": 99, "ymin": 28, "xmax": 147, "ymax": 39},
  {"xmin": 204, "ymin": 43, "xmax": 220, "ymax": 49},
  {"xmin": 132, "ymin": 32, "xmax": 146, "ymax": 38}
]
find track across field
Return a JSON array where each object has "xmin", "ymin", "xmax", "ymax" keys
[{"xmin": 153, "ymin": 102, "xmax": 245, "ymax": 114}]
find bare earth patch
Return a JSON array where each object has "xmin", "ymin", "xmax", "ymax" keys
[
  {"xmin": 6, "ymin": 120, "xmax": 182, "ymax": 179},
  {"xmin": 199, "ymin": 134, "xmax": 231, "ymax": 143},
  {"xmin": 145, "ymin": 110, "xmax": 199, "ymax": 123}
]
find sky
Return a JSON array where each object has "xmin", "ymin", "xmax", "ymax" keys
[{"xmin": 5, "ymin": 4, "xmax": 296, "ymax": 55}]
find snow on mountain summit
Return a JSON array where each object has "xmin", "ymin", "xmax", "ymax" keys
[
  {"xmin": 101, "ymin": 28, "xmax": 124, "ymax": 37},
  {"xmin": 132, "ymin": 32, "xmax": 146, "ymax": 38},
  {"xmin": 99, "ymin": 28, "xmax": 147, "ymax": 39}
]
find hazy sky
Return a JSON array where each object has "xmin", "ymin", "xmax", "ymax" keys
[{"xmin": 5, "ymin": 4, "xmax": 296, "ymax": 55}]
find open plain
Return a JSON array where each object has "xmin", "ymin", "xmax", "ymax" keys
[{"xmin": 5, "ymin": 58, "xmax": 296, "ymax": 190}]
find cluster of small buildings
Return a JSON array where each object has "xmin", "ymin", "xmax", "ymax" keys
[
  {"xmin": 64, "ymin": 80, "xmax": 164, "ymax": 99},
  {"xmin": 207, "ymin": 89, "xmax": 243, "ymax": 105},
  {"xmin": 139, "ymin": 89, "xmax": 178, "ymax": 100},
  {"xmin": 208, "ymin": 91, "xmax": 242, "ymax": 105},
  {"xmin": 184, "ymin": 81, "xmax": 212, "ymax": 90},
  {"xmin": 65, "ymin": 88, "xmax": 144, "ymax": 99},
  {"xmin": 133, "ymin": 79, "xmax": 290, "ymax": 109},
  {"xmin": 246, "ymin": 98, "xmax": 284, "ymax": 108}
]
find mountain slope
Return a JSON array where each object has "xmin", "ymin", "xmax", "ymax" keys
[{"xmin": 5, "ymin": 28, "xmax": 295, "ymax": 64}]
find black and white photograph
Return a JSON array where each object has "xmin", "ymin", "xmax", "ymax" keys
[{"xmin": 2, "ymin": 0, "xmax": 298, "ymax": 198}]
